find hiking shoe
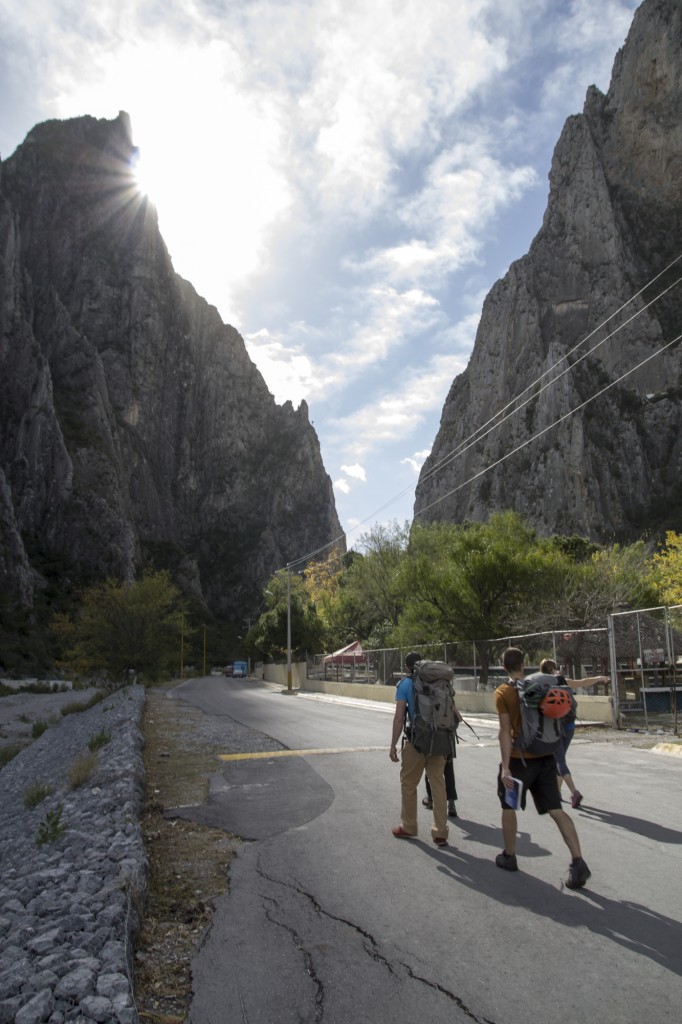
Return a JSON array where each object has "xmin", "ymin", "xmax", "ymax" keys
[
  {"xmin": 566, "ymin": 857, "xmax": 591, "ymax": 889},
  {"xmin": 571, "ymin": 791, "xmax": 583, "ymax": 809},
  {"xmin": 392, "ymin": 826, "xmax": 416, "ymax": 839},
  {"xmin": 448, "ymin": 800, "xmax": 458, "ymax": 818},
  {"xmin": 432, "ymin": 836, "xmax": 448, "ymax": 847},
  {"xmin": 495, "ymin": 851, "xmax": 518, "ymax": 872},
  {"xmin": 421, "ymin": 796, "xmax": 433, "ymax": 809}
]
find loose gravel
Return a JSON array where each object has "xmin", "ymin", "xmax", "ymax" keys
[{"xmin": 0, "ymin": 686, "xmax": 147, "ymax": 1024}]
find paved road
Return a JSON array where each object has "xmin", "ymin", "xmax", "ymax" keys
[{"xmin": 172, "ymin": 677, "xmax": 682, "ymax": 1024}]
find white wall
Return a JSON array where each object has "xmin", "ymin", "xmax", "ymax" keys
[{"xmin": 261, "ymin": 670, "xmax": 615, "ymax": 724}]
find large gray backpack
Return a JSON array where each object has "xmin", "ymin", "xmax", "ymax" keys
[
  {"xmin": 513, "ymin": 672, "xmax": 576, "ymax": 760},
  {"xmin": 407, "ymin": 660, "xmax": 459, "ymax": 758}
]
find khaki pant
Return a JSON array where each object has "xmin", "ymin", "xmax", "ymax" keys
[{"xmin": 400, "ymin": 740, "xmax": 448, "ymax": 840}]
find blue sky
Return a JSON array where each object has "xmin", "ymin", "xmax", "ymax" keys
[{"xmin": 0, "ymin": 0, "xmax": 640, "ymax": 550}]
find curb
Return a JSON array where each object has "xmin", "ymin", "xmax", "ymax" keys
[{"xmin": 651, "ymin": 742, "xmax": 682, "ymax": 758}]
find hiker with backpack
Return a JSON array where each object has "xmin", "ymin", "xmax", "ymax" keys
[
  {"xmin": 540, "ymin": 658, "xmax": 609, "ymax": 809},
  {"xmin": 389, "ymin": 651, "xmax": 459, "ymax": 847},
  {"xmin": 494, "ymin": 647, "xmax": 591, "ymax": 889}
]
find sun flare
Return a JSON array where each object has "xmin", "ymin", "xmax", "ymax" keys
[{"xmin": 56, "ymin": 39, "xmax": 292, "ymax": 321}]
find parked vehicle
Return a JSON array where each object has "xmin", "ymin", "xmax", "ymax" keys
[{"xmin": 224, "ymin": 664, "xmax": 234, "ymax": 677}]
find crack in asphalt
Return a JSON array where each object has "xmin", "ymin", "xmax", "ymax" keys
[
  {"xmin": 257, "ymin": 861, "xmax": 498, "ymax": 1023},
  {"xmin": 261, "ymin": 891, "xmax": 325, "ymax": 1023}
]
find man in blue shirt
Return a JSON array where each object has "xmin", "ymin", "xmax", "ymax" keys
[{"xmin": 389, "ymin": 652, "xmax": 448, "ymax": 846}]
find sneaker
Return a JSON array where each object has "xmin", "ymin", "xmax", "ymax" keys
[
  {"xmin": 495, "ymin": 851, "xmax": 518, "ymax": 872},
  {"xmin": 448, "ymin": 800, "xmax": 458, "ymax": 818},
  {"xmin": 566, "ymin": 857, "xmax": 591, "ymax": 889},
  {"xmin": 571, "ymin": 791, "xmax": 583, "ymax": 809},
  {"xmin": 422, "ymin": 796, "xmax": 433, "ymax": 809},
  {"xmin": 391, "ymin": 826, "xmax": 416, "ymax": 839}
]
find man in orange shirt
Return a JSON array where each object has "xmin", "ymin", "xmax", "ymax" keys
[{"xmin": 495, "ymin": 647, "xmax": 591, "ymax": 889}]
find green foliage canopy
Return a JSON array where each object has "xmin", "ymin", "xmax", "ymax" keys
[
  {"xmin": 52, "ymin": 570, "xmax": 182, "ymax": 683},
  {"xmin": 246, "ymin": 571, "xmax": 325, "ymax": 660},
  {"xmin": 647, "ymin": 531, "xmax": 682, "ymax": 606}
]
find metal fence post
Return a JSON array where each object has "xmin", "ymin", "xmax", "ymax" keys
[
  {"xmin": 635, "ymin": 612, "xmax": 648, "ymax": 730},
  {"xmin": 607, "ymin": 613, "xmax": 620, "ymax": 728},
  {"xmin": 665, "ymin": 606, "xmax": 679, "ymax": 735}
]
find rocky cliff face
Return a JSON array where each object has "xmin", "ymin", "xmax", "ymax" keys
[
  {"xmin": 0, "ymin": 112, "xmax": 343, "ymax": 621},
  {"xmin": 415, "ymin": 0, "xmax": 682, "ymax": 541}
]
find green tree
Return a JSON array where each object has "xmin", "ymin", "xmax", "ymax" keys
[
  {"xmin": 52, "ymin": 571, "xmax": 182, "ymax": 684},
  {"xmin": 396, "ymin": 513, "xmax": 563, "ymax": 687},
  {"xmin": 247, "ymin": 573, "xmax": 325, "ymax": 661},
  {"xmin": 551, "ymin": 541, "xmax": 658, "ymax": 628},
  {"xmin": 302, "ymin": 551, "xmax": 345, "ymax": 648},
  {"xmin": 331, "ymin": 521, "xmax": 411, "ymax": 649},
  {"xmin": 647, "ymin": 531, "xmax": 682, "ymax": 605}
]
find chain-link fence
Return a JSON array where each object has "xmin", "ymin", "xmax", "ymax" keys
[
  {"xmin": 607, "ymin": 605, "xmax": 682, "ymax": 732},
  {"xmin": 308, "ymin": 642, "xmax": 461, "ymax": 687},
  {"xmin": 307, "ymin": 609, "xmax": 681, "ymax": 733},
  {"xmin": 310, "ymin": 631, "xmax": 610, "ymax": 692}
]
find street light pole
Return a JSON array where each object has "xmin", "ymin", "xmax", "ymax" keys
[
  {"xmin": 286, "ymin": 563, "xmax": 292, "ymax": 691},
  {"xmin": 180, "ymin": 609, "xmax": 184, "ymax": 680}
]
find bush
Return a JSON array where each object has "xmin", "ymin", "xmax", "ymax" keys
[
  {"xmin": 35, "ymin": 804, "xmax": 66, "ymax": 846},
  {"xmin": 32, "ymin": 720, "xmax": 49, "ymax": 739},
  {"xmin": 0, "ymin": 743, "xmax": 24, "ymax": 766},
  {"xmin": 23, "ymin": 780, "xmax": 54, "ymax": 809},
  {"xmin": 68, "ymin": 751, "xmax": 97, "ymax": 789},
  {"xmin": 88, "ymin": 728, "xmax": 110, "ymax": 751}
]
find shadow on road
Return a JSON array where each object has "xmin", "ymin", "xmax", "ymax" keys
[
  {"xmin": 424, "ymin": 843, "xmax": 682, "ymax": 978},
  {"xmin": 576, "ymin": 805, "xmax": 682, "ymax": 844}
]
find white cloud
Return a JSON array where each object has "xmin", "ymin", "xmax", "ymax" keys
[
  {"xmin": 354, "ymin": 141, "xmax": 538, "ymax": 288},
  {"xmin": 333, "ymin": 477, "xmax": 351, "ymax": 495},
  {"xmin": 329, "ymin": 287, "xmax": 442, "ymax": 370},
  {"xmin": 340, "ymin": 463, "xmax": 366, "ymax": 482},
  {"xmin": 401, "ymin": 449, "xmax": 432, "ymax": 475},
  {"xmin": 245, "ymin": 327, "xmax": 335, "ymax": 405},
  {"xmin": 292, "ymin": 0, "xmax": 510, "ymax": 216},
  {"xmin": 333, "ymin": 349, "xmax": 469, "ymax": 460}
]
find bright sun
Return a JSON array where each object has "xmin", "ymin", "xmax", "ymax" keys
[{"xmin": 60, "ymin": 39, "xmax": 292, "ymax": 323}]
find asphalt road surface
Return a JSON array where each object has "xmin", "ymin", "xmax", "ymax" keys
[{"xmin": 170, "ymin": 677, "xmax": 682, "ymax": 1024}]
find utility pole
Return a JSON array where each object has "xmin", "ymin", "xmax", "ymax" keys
[
  {"xmin": 180, "ymin": 609, "xmax": 184, "ymax": 680},
  {"xmin": 287, "ymin": 564, "xmax": 292, "ymax": 691}
]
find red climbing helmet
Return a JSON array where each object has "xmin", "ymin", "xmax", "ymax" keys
[{"xmin": 541, "ymin": 687, "xmax": 573, "ymax": 719}]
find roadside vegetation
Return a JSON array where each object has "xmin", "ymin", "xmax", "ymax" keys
[
  {"xmin": 3, "ymin": 519, "xmax": 680, "ymax": 691},
  {"xmin": 245, "ymin": 515, "xmax": 682, "ymax": 685}
]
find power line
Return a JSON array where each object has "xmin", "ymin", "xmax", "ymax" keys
[
  {"xmin": 415, "ymin": 329, "xmax": 682, "ymax": 519},
  {"xmin": 420, "ymin": 254, "xmax": 682, "ymax": 484}
]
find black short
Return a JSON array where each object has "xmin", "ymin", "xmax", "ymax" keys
[{"xmin": 497, "ymin": 756, "xmax": 562, "ymax": 815}]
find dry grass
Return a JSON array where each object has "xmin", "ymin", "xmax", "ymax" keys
[
  {"xmin": 68, "ymin": 750, "xmax": 97, "ymax": 788},
  {"xmin": 134, "ymin": 683, "xmax": 238, "ymax": 1023}
]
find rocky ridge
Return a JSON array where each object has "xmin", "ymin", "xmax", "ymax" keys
[
  {"xmin": 0, "ymin": 112, "xmax": 343, "ymax": 624},
  {"xmin": 415, "ymin": 0, "xmax": 682, "ymax": 540}
]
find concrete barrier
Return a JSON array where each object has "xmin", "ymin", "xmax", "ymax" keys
[{"xmin": 262, "ymin": 668, "xmax": 615, "ymax": 724}]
